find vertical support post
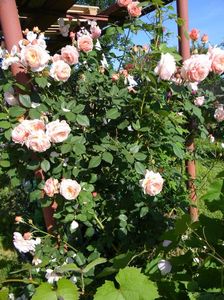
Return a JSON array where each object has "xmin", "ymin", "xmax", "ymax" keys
[
  {"xmin": 0, "ymin": 0, "xmax": 56, "ymax": 231},
  {"xmin": 176, "ymin": 0, "xmax": 198, "ymax": 222}
]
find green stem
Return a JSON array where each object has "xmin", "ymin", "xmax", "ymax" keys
[
  {"xmin": 94, "ymin": 215, "xmax": 104, "ymax": 230},
  {"xmin": 0, "ymin": 279, "xmax": 39, "ymax": 285},
  {"xmin": 80, "ymin": 272, "xmax": 85, "ymax": 295}
]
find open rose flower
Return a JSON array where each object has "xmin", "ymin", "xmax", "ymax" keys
[
  {"xmin": 117, "ymin": 0, "xmax": 132, "ymax": 7},
  {"xmin": 189, "ymin": 28, "xmax": 200, "ymax": 41},
  {"xmin": 208, "ymin": 47, "xmax": 224, "ymax": 75},
  {"xmin": 78, "ymin": 35, "xmax": 93, "ymax": 52},
  {"xmin": 46, "ymin": 120, "xmax": 71, "ymax": 143},
  {"xmin": 194, "ymin": 96, "xmax": 205, "ymax": 106},
  {"xmin": 201, "ymin": 34, "xmax": 208, "ymax": 43},
  {"xmin": 214, "ymin": 105, "xmax": 224, "ymax": 122},
  {"xmin": 12, "ymin": 122, "xmax": 30, "ymax": 145},
  {"xmin": 154, "ymin": 53, "xmax": 176, "ymax": 80},
  {"xmin": 50, "ymin": 60, "xmax": 71, "ymax": 82},
  {"xmin": 140, "ymin": 170, "xmax": 164, "ymax": 196},
  {"xmin": 60, "ymin": 179, "xmax": 81, "ymax": 200},
  {"xmin": 25, "ymin": 130, "xmax": 51, "ymax": 152},
  {"xmin": 13, "ymin": 232, "xmax": 40, "ymax": 253},
  {"xmin": 181, "ymin": 54, "xmax": 211, "ymax": 82},
  {"xmin": 21, "ymin": 44, "xmax": 50, "ymax": 72},
  {"xmin": 23, "ymin": 119, "xmax": 45, "ymax": 133},
  {"xmin": 61, "ymin": 45, "xmax": 79, "ymax": 65},
  {"xmin": 44, "ymin": 178, "xmax": 60, "ymax": 197},
  {"xmin": 127, "ymin": 2, "xmax": 142, "ymax": 18}
]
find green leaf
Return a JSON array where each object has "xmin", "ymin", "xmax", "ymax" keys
[
  {"xmin": 134, "ymin": 152, "xmax": 147, "ymax": 161},
  {"xmin": 94, "ymin": 267, "xmax": 159, "ymax": 300},
  {"xmin": 35, "ymin": 77, "xmax": 48, "ymax": 88},
  {"xmin": 73, "ymin": 143, "xmax": 86, "ymax": 155},
  {"xmin": 0, "ymin": 160, "xmax": 10, "ymax": 168},
  {"xmin": 102, "ymin": 152, "xmax": 113, "ymax": 164},
  {"xmin": 88, "ymin": 156, "xmax": 101, "ymax": 168},
  {"xmin": 29, "ymin": 108, "xmax": 41, "ymax": 119},
  {"xmin": 19, "ymin": 94, "xmax": 31, "ymax": 108},
  {"xmin": 56, "ymin": 263, "xmax": 81, "ymax": 273},
  {"xmin": 0, "ymin": 113, "xmax": 8, "ymax": 119},
  {"xmin": 106, "ymin": 108, "xmax": 121, "ymax": 120},
  {"xmin": 173, "ymin": 143, "xmax": 184, "ymax": 160},
  {"xmin": 9, "ymin": 106, "xmax": 26, "ymax": 118},
  {"xmin": 134, "ymin": 162, "xmax": 145, "ymax": 175},
  {"xmin": 0, "ymin": 121, "xmax": 11, "ymax": 129},
  {"xmin": 76, "ymin": 115, "xmax": 90, "ymax": 127},
  {"xmin": 57, "ymin": 279, "xmax": 79, "ymax": 300},
  {"xmin": 61, "ymin": 144, "xmax": 72, "ymax": 154},
  {"xmin": 32, "ymin": 283, "xmax": 57, "ymax": 300},
  {"xmin": 83, "ymin": 257, "xmax": 107, "ymax": 273},
  {"xmin": 0, "ymin": 288, "xmax": 9, "ymax": 300},
  {"xmin": 41, "ymin": 160, "xmax": 50, "ymax": 172}
]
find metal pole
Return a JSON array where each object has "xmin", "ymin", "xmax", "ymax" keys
[
  {"xmin": 176, "ymin": 0, "xmax": 198, "ymax": 222},
  {"xmin": 0, "ymin": 0, "xmax": 56, "ymax": 231}
]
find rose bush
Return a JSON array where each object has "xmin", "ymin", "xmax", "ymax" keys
[{"xmin": 0, "ymin": 2, "xmax": 224, "ymax": 299}]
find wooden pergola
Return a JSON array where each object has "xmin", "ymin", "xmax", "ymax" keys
[{"xmin": 0, "ymin": 0, "xmax": 197, "ymax": 230}]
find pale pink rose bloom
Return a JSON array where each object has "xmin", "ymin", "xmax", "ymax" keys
[
  {"xmin": 201, "ymin": 34, "xmax": 208, "ymax": 43},
  {"xmin": 208, "ymin": 47, "xmax": 224, "ymax": 75},
  {"xmin": 11, "ymin": 123, "xmax": 30, "ymax": 145},
  {"xmin": 21, "ymin": 44, "xmax": 50, "ymax": 72},
  {"xmin": 13, "ymin": 232, "xmax": 37, "ymax": 253},
  {"xmin": 46, "ymin": 120, "xmax": 71, "ymax": 143},
  {"xmin": 78, "ymin": 35, "xmax": 93, "ymax": 52},
  {"xmin": 61, "ymin": 45, "xmax": 79, "ymax": 65},
  {"xmin": 60, "ymin": 179, "xmax": 81, "ymax": 200},
  {"xmin": 52, "ymin": 54, "xmax": 61, "ymax": 62},
  {"xmin": 4, "ymin": 88, "xmax": 19, "ymax": 106},
  {"xmin": 117, "ymin": 0, "xmax": 132, "ymax": 7},
  {"xmin": 22, "ymin": 119, "xmax": 45, "ymax": 133},
  {"xmin": 127, "ymin": 2, "xmax": 142, "ymax": 17},
  {"xmin": 189, "ymin": 28, "xmax": 200, "ymax": 41},
  {"xmin": 44, "ymin": 178, "xmax": 59, "ymax": 197},
  {"xmin": 194, "ymin": 96, "xmax": 205, "ymax": 106},
  {"xmin": 181, "ymin": 54, "xmax": 211, "ymax": 82},
  {"xmin": 139, "ymin": 170, "xmax": 164, "ymax": 196},
  {"xmin": 90, "ymin": 26, "xmax": 102, "ymax": 39},
  {"xmin": 25, "ymin": 130, "xmax": 51, "ymax": 152},
  {"xmin": 214, "ymin": 105, "xmax": 224, "ymax": 122},
  {"xmin": 154, "ymin": 53, "xmax": 176, "ymax": 80},
  {"xmin": 50, "ymin": 60, "xmax": 71, "ymax": 82},
  {"xmin": 23, "ymin": 232, "xmax": 32, "ymax": 240}
]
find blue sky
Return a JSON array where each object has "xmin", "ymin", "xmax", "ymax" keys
[{"xmin": 131, "ymin": 0, "xmax": 224, "ymax": 48}]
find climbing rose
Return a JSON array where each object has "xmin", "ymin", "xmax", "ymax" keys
[
  {"xmin": 25, "ymin": 130, "xmax": 51, "ymax": 152},
  {"xmin": 46, "ymin": 120, "xmax": 71, "ymax": 143},
  {"xmin": 214, "ymin": 105, "xmax": 224, "ymax": 122},
  {"xmin": 208, "ymin": 47, "xmax": 224, "ymax": 75},
  {"xmin": 139, "ymin": 170, "xmax": 164, "ymax": 196},
  {"xmin": 44, "ymin": 178, "xmax": 60, "ymax": 197},
  {"xmin": 127, "ymin": 1, "xmax": 142, "ymax": 17},
  {"xmin": 13, "ymin": 232, "xmax": 40, "ymax": 253},
  {"xmin": 11, "ymin": 123, "xmax": 30, "ymax": 145},
  {"xmin": 189, "ymin": 28, "xmax": 200, "ymax": 41},
  {"xmin": 117, "ymin": 0, "xmax": 132, "ymax": 7},
  {"xmin": 78, "ymin": 35, "xmax": 93, "ymax": 52},
  {"xmin": 181, "ymin": 54, "xmax": 211, "ymax": 82},
  {"xmin": 50, "ymin": 60, "xmax": 71, "ymax": 82},
  {"xmin": 61, "ymin": 45, "xmax": 79, "ymax": 65},
  {"xmin": 21, "ymin": 44, "xmax": 50, "ymax": 72},
  {"xmin": 158, "ymin": 260, "xmax": 172, "ymax": 275},
  {"xmin": 90, "ymin": 25, "xmax": 102, "ymax": 39},
  {"xmin": 194, "ymin": 96, "xmax": 205, "ymax": 106},
  {"xmin": 154, "ymin": 53, "xmax": 176, "ymax": 80},
  {"xmin": 60, "ymin": 179, "xmax": 81, "ymax": 200},
  {"xmin": 201, "ymin": 34, "xmax": 208, "ymax": 43}
]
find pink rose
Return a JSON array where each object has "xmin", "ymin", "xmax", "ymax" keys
[
  {"xmin": 201, "ymin": 34, "xmax": 208, "ymax": 43},
  {"xmin": 61, "ymin": 45, "xmax": 79, "ymax": 65},
  {"xmin": 25, "ymin": 130, "xmax": 51, "ymax": 152},
  {"xmin": 139, "ymin": 170, "xmax": 164, "ymax": 196},
  {"xmin": 111, "ymin": 73, "xmax": 120, "ymax": 81},
  {"xmin": 194, "ymin": 96, "xmax": 205, "ymax": 106},
  {"xmin": 209, "ymin": 47, "xmax": 224, "ymax": 75},
  {"xmin": 44, "ymin": 178, "xmax": 59, "ymax": 197},
  {"xmin": 12, "ymin": 123, "xmax": 30, "ymax": 145},
  {"xmin": 22, "ymin": 119, "xmax": 46, "ymax": 133},
  {"xmin": 21, "ymin": 44, "xmax": 50, "ymax": 72},
  {"xmin": 117, "ymin": 0, "xmax": 132, "ymax": 7},
  {"xmin": 154, "ymin": 53, "xmax": 176, "ymax": 80},
  {"xmin": 50, "ymin": 60, "xmax": 71, "ymax": 82},
  {"xmin": 127, "ymin": 2, "xmax": 142, "ymax": 18},
  {"xmin": 46, "ymin": 120, "xmax": 71, "ymax": 143},
  {"xmin": 214, "ymin": 105, "xmax": 224, "ymax": 122},
  {"xmin": 60, "ymin": 179, "xmax": 81, "ymax": 200},
  {"xmin": 181, "ymin": 54, "xmax": 211, "ymax": 82},
  {"xmin": 52, "ymin": 54, "xmax": 61, "ymax": 62},
  {"xmin": 90, "ymin": 26, "xmax": 102, "ymax": 39},
  {"xmin": 189, "ymin": 28, "xmax": 200, "ymax": 41},
  {"xmin": 78, "ymin": 35, "xmax": 93, "ymax": 53}
]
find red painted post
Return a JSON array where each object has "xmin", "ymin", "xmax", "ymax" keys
[
  {"xmin": 176, "ymin": 0, "xmax": 198, "ymax": 222},
  {"xmin": 0, "ymin": 0, "xmax": 56, "ymax": 231}
]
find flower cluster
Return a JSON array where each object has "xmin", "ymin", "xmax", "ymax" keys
[
  {"xmin": 11, "ymin": 119, "xmax": 71, "ymax": 152},
  {"xmin": 44, "ymin": 178, "xmax": 81, "ymax": 200},
  {"xmin": 117, "ymin": 0, "xmax": 142, "ymax": 18},
  {"xmin": 189, "ymin": 28, "xmax": 208, "ymax": 44}
]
